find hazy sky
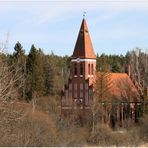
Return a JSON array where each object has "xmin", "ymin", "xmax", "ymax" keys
[{"xmin": 0, "ymin": 0, "xmax": 148, "ymax": 56}]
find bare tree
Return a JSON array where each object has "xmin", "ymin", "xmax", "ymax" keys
[
  {"xmin": 114, "ymin": 76, "xmax": 140, "ymax": 102},
  {"xmin": 91, "ymin": 72, "xmax": 112, "ymax": 133},
  {"xmin": 129, "ymin": 48, "xmax": 148, "ymax": 94},
  {"xmin": 0, "ymin": 38, "xmax": 34, "ymax": 146},
  {"xmin": 0, "ymin": 37, "xmax": 26, "ymax": 108},
  {"xmin": 0, "ymin": 40, "xmax": 26, "ymax": 145},
  {"xmin": 0, "ymin": 55, "xmax": 24, "ymax": 103}
]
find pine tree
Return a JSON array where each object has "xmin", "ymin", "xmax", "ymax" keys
[
  {"xmin": 43, "ymin": 55, "xmax": 55, "ymax": 95},
  {"xmin": 26, "ymin": 45, "xmax": 45, "ymax": 100},
  {"xmin": 111, "ymin": 60, "xmax": 121, "ymax": 72},
  {"xmin": 97, "ymin": 54, "xmax": 110, "ymax": 72},
  {"xmin": 13, "ymin": 42, "xmax": 25, "ymax": 59}
]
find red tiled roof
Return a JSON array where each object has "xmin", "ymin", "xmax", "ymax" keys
[
  {"xmin": 72, "ymin": 18, "xmax": 96, "ymax": 59},
  {"xmin": 95, "ymin": 72, "xmax": 140, "ymax": 101},
  {"xmin": 109, "ymin": 73, "xmax": 140, "ymax": 101}
]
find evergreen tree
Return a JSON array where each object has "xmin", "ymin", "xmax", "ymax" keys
[
  {"xmin": 26, "ymin": 45, "xmax": 45, "ymax": 100},
  {"xmin": 111, "ymin": 60, "xmax": 121, "ymax": 72},
  {"xmin": 96, "ymin": 54, "xmax": 110, "ymax": 72},
  {"xmin": 43, "ymin": 55, "xmax": 55, "ymax": 95},
  {"xmin": 46, "ymin": 52, "xmax": 64, "ymax": 95},
  {"xmin": 13, "ymin": 42, "xmax": 25, "ymax": 58}
]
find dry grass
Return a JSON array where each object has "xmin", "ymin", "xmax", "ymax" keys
[
  {"xmin": 0, "ymin": 98, "xmax": 89, "ymax": 147},
  {"xmin": 87, "ymin": 123, "xmax": 141, "ymax": 147},
  {"xmin": 0, "ymin": 97, "xmax": 148, "ymax": 147},
  {"xmin": 55, "ymin": 117, "xmax": 89, "ymax": 146},
  {"xmin": 0, "ymin": 101, "xmax": 57, "ymax": 146},
  {"xmin": 16, "ymin": 111, "xmax": 57, "ymax": 146},
  {"xmin": 139, "ymin": 114, "xmax": 148, "ymax": 143},
  {"xmin": 35, "ymin": 95, "xmax": 60, "ymax": 115}
]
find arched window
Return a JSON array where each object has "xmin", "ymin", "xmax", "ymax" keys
[
  {"xmin": 74, "ymin": 63, "xmax": 77, "ymax": 76},
  {"xmin": 80, "ymin": 63, "xmax": 83, "ymax": 76},
  {"xmin": 88, "ymin": 63, "xmax": 90, "ymax": 75},
  {"xmin": 91, "ymin": 64, "xmax": 93, "ymax": 75}
]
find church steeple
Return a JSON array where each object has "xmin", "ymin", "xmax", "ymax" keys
[
  {"xmin": 61, "ymin": 17, "xmax": 96, "ymax": 118},
  {"xmin": 72, "ymin": 18, "xmax": 96, "ymax": 59},
  {"xmin": 70, "ymin": 18, "xmax": 96, "ymax": 86}
]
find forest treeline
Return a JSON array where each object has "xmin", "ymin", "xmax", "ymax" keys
[
  {"xmin": 0, "ymin": 41, "xmax": 148, "ymax": 101},
  {"xmin": 0, "ymin": 42, "xmax": 148, "ymax": 146}
]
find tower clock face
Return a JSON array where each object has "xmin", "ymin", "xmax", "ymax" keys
[{"xmin": 77, "ymin": 58, "xmax": 80, "ymax": 63}]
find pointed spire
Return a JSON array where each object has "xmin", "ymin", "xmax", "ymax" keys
[{"xmin": 72, "ymin": 18, "xmax": 96, "ymax": 59}]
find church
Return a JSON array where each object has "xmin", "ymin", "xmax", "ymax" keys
[
  {"xmin": 61, "ymin": 17, "xmax": 144, "ymax": 126},
  {"xmin": 61, "ymin": 18, "xmax": 95, "ymax": 118}
]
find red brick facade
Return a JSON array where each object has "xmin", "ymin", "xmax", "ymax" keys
[{"xmin": 61, "ymin": 18, "xmax": 96, "ymax": 117}]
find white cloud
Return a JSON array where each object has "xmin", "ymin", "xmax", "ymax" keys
[{"xmin": 1, "ymin": 0, "xmax": 148, "ymax": 26}]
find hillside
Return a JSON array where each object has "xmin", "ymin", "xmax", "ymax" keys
[
  {"xmin": 0, "ymin": 96, "xmax": 148, "ymax": 147},
  {"xmin": 0, "ymin": 43, "xmax": 148, "ymax": 146}
]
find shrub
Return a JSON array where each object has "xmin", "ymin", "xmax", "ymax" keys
[
  {"xmin": 35, "ymin": 95, "xmax": 59, "ymax": 114},
  {"xmin": 16, "ymin": 111, "xmax": 57, "ymax": 147},
  {"xmin": 55, "ymin": 117, "xmax": 89, "ymax": 146},
  {"xmin": 87, "ymin": 123, "xmax": 141, "ymax": 147},
  {"xmin": 0, "ymin": 102, "xmax": 57, "ymax": 147},
  {"xmin": 139, "ymin": 114, "xmax": 148, "ymax": 142},
  {"xmin": 87, "ymin": 124, "xmax": 112, "ymax": 146}
]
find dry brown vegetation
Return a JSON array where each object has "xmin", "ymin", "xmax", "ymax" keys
[
  {"xmin": 88, "ymin": 124, "xmax": 140, "ymax": 146},
  {"xmin": 0, "ymin": 89, "xmax": 146, "ymax": 147},
  {"xmin": 0, "ymin": 96, "xmax": 89, "ymax": 147},
  {"xmin": 0, "ymin": 96, "xmax": 148, "ymax": 146},
  {"xmin": 139, "ymin": 115, "xmax": 148, "ymax": 143},
  {"xmin": 0, "ymin": 101, "xmax": 57, "ymax": 146}
]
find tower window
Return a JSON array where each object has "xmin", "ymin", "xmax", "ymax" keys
[
  {"xmin": 80, "ymin": 63, "xmax": 83, "ymax": 76},
  {"xmin": 91, "ymin": 64, "xmax": 94, "ymax": 75},
  {"xmin": 74, "ymin": 63, "xmax": 77, "ymax": 76},
  {"xmin": 88, "ymin": 63, "xmax": 90, "ymax": 75}
]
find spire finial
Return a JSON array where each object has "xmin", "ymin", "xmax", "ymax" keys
[{"xmin": 83, "ymin": 11, "xmax": 86, "ymax": 18}]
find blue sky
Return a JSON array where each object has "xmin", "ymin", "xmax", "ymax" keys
[{"xmin": 0, "ymin": 0, "xmax": 148, "ymax": 56}]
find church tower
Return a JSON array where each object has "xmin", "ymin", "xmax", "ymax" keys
[
  {"xmin": 61, "ymin": 18, "xmax": 96, "ymax": 116},
  {"xmin": 71, "ymin": 18, "xmax": 96, "ymax": 85}
]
